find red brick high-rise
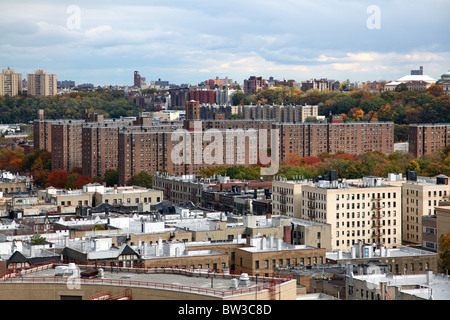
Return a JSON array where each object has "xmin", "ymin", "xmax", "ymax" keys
[
  {"xmin": 408, "ymin": 123, "xmax": 450, "ymax": 158},
  {"xmin": 189, "ymin": 89, "xmax": 216, "ymax": 104}
]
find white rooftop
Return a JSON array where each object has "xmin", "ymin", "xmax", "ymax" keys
[
  {"xmin": 352, "ymin": 272, "xmax": 450, "ymax": 300},
  {"xmin": 327, "ymin": 245, "xmax": 436, "ymax": 261},
  {"xmin": 240, "ymin": 236, "xmax": 316, "ymax": 253},
  {"xmin": 397, "ymin": 74, "xmax": 436, "ymax": 83}
]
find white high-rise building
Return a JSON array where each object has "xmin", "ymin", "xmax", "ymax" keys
[{"xmin": 216, "ymin": 88, "xmax": 236, "ymax": 105}]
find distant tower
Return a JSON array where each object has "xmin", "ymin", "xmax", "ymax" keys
[
  {"xmin": 186, "ymin": 100, "xmax": 200, "ymax": 121},
  {"xmin": 411, "ymin": 66, "xmax": 423, "ymax": 75},
  {"xmin": 134, "ymin": 71, "xmax": 141, "ymax": 87},
  {"xmin": 184, "ymin": 100, "xmax": 201, "ymax": 131}
]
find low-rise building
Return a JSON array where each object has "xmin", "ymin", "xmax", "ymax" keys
[
  {"xmin": 0, "ymin": 171, "xmax": 33, "ymax": 195},
  {"xmin": 91, "ymin": 184, "xmax": 162, "ymax": 207},
  {"xmin": 347, "ymin": 269, "xmax": 450, "ymax": 300},
  {"xmin": 234, "ymin": 235, "xmax": 326, "ymax": 276},
  {"xmin": 401, "ymin": 174, "xmax": 450, "ymax": 245},
  {"xmin": 272, "ymin": 178, "xmax": 306, "ymax": 218},
  {"xmin": 291, "ymin": 217, "xmax": 332, "ymax": 250},
  {"xmin": 326, "ymin": 241, "xmax": 439, "ymax": 275}
]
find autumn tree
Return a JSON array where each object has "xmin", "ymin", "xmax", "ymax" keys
[
  {"xmin": 425, "ymin": 84, "xmax": 444, "ymax": 97},
  {"xmin": 302, "ymin": 156, "xmax": 322, "ymax": 166},
  {"xmin": 45, "ymin": 170, "xmax": 70, "ymax": 188},
  {"xmin": 438, "ymin": 234, "xmax": 450, "ymax": 273},
  {"xmin": 408, "ymin": 160, "xmax": 420, "ymax": 172},
  {"xmin": 276, "ymin": 165, "xmax": 314, "ymax": 180},
  {"xmin": 394, "ymin": 124, "xmax": 409, "ymax": 142},
  {"xmin": 347, "ymin": 107, "xmax": 364, "ymax": 121},
  {"xmin": 66, "ymin": 173, "xmax": 93, "ymax": 189},
  {"xmin": 395, "ymin": 83, "xmax": 408, "ymax": 92}
]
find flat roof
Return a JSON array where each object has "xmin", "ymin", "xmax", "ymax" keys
[
  {"xmin": 290, "ymin": 217, "xmax": 330, "ymax": 227},
  {"xmin": 327, "ymin": 246, "xmax": 436, "ymax": 261},
  {"xmin": 11, "ymin": 265, "xmax": 286, "ymax": 299},
  {"xmin": 239, "ymin": 243, "xmax": 316, "ymax": 253},
  {"xmin": 352, "ymin": 272, "xmax": 450, "ymax": 300}
]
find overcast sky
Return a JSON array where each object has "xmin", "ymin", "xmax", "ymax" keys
[{"xmin": 1, "ymin": 0, "xmax": 449, "ymax": 86}]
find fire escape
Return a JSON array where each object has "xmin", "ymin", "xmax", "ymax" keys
[
  {"xmin": 308, "ymin": 195, "xmax": 316, "ymax": 219},
  {"xmin": 371, "ymin": 198, "xmax": 382, "ymax": 247},
  {"xmin": 279, "ymin": 190, "xmax": 287, "ymax": 215}
]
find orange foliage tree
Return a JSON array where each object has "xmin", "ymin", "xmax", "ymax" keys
[
  {"xmin": 348, "ymin": 107, "xmax": 364, "ymax": 121},
  {"xmin": 439, "ymin": 234, "xmax": 450, "ymax": 272},
  {"xmin": 45, "ymin": 170, "xmax": 71, "ymax": 188},
  {"xmin": 302, "ymin": 156, "xmax": 322, "ymax": 166}
]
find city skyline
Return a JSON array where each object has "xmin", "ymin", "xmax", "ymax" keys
[{"xmin": 0, "ymin": 0, "xmax": 449, "ymax": 86}]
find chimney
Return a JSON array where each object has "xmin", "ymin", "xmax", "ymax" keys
[
  {"xmin": 277, "ymin": 238, "xmax": 282, "ymax": 250},
  {"xmin": 30, "ymin": 245, "xmax": 36, "ymax": 258},
  {"xmin": 426, "ymin": 270, "xmax": 433, "ymax": 285}
]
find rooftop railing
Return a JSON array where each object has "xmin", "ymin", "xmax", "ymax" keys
[{"xmin": 0, "ymin": 260, "xmax": 293, "ymax": 298}]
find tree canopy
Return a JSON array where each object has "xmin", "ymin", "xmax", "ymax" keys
[
  {"xmin": 230, "ymin": 86, "xmax": 450, "ymax": 125},
  {"xmin": 0, "ymin": 91, "xmax": 142, "ymax": 124}
]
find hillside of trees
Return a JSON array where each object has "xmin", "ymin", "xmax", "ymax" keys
[
  {"xmin": 1, "ymin": 144, "xmax": 449, "ymax": 189},
  {"xmin": 232, "ymin": 84, "xmax": 450, "ymax": 125},
  {"xmin": 1, "ymin": 84, "xmax": 447, "ymax": 126},
  {"xmin": 0, "ymin": 146, "xmax": 156, "ymax": 189},
  {"xmin": 199, "ymin": 147, "xmax": 450, "ymax": 181},
  {"xmin": 0, "ymin": 90, "xmax": 142, "ymax": 124}
]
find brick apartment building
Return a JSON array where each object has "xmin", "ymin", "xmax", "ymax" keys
[
  {"xmin": 243, "ymin": 76, "xmax": 267, "ymax": 94},
  {"xmin": 51, "ymin": 119, "xmax": 85, "ymax": 171},
  {"xmin": 408, "ymin": 123, "xmax": 450, "ymax": 158},
  {"xmin": 34, "ymin": 103, "xmax": 394, "ymax": 186},
  {"xmin": 81, "ymin": 118, "xmax": 135, "ymax": 179},
  {"xmin": 189, "ymin": 89, "xmax": 216, "ymax": 104},
  {"xmin": 300, "ymin": 78, "xmax": 338, "ymax": 92},
  {"xmin": 275, "ymin": 121, "xmax": 394, "ymax": 160},
  {"xmin": 33, "ymin": 119, "xmax": 53, "ymax": 152}
]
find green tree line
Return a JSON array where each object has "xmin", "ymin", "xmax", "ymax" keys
[
  {"xmin": 231, "ymin": 85, "xmax": 450, "ymax": 125},
  {"xmin": 199, "ymin": 147, "xmax": 450, "ymax": 181},
  {"xmin": 0, "ymin": 91, "xmax": 142, "ymax": 124}
]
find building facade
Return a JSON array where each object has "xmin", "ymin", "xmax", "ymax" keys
[
  {"xmin": 234, "ymin": 236, "xmax": 327, "ymax": 276},
  {"xmin": 300, "ymin": 176, "xmax": 402, "ymax": 252},
  {"xmin": 27, "ymin": 70, "xmax": 57, "ymax": 96},
  {"xmin": 436, "ymin": 69, "xmax": 450, "ymax": 94},
  {"xmin": 401, "ymin": 175, "xmax": 450, "ymax": 245},
  {"xmin": 243, "ymin": 76, "xmax": 267, "ymax": 94},
  {"xmin": 189, "ymin": 90, "xmax": 216, "ymax": 104},
  {"xmin": 276, "ymin": 121, "xmax": 394, "ymax": 160},
  {"xmin": 408, "ymin": 123, "xmax": 450, "ymax": 158},
  {"xmin": 0, "ymin": 67, "xmax": 22, "ymax": 96}
]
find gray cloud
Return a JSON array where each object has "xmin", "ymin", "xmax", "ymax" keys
[{"xmin": 0, "ymin": 0, "xmax": 448, "ymax": 85}]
